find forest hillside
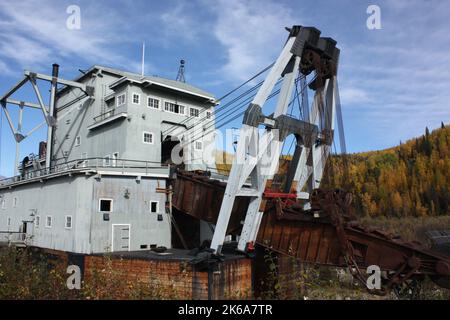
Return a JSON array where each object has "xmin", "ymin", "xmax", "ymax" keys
[
  {"xmin": 216, "ymin": 123, "xmax": 449, "ymax": 218},
  {"xmin": 323, "ymin": 123, "xmax": 449, "ymax": 217}
]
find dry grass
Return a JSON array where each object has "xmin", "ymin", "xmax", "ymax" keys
[{"xmin": 360, "ymin": 215, "xmax": 450, "ymax": 245}]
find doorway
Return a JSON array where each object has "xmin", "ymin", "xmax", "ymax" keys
[
  {"xmin": 161, "ymin": 136, "xmax": 182, "ymax": 165},
  {"xmin": 112, "ymin": 224, "xmax": 130, "ymax": 252}
]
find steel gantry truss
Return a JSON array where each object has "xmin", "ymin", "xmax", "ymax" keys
[
  {"xmin": 210, "ymin": 26, "xmax": 342, "ymax": 254},
  {"xmin": 0, "ymin": 64, "xmax": 94, "ymax": 175}
]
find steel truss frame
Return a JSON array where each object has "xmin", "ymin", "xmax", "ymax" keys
[
  {"xmin": 210, "ymin": 26, "xmax": 341, "ymax": 254},
  {"xmin": 0, "ymin": 65, "xmax": 94, "ymax": 174}
]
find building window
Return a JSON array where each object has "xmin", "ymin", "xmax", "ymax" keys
[
  {"xmin": 117, "ymin": 93, "xmax": 126, "ymax": 106},
  {"xmin": 35, "ymin": 215, "xmax": 40, "ymax": 227},
  {"xmin": 164, "ymin": 102, "xmax": 185, "ymax": 115},
  {"xmin": 99, "ymin": 199, "xmax": 113, "ymax": 212},
  {"xmin": 143, "ymin": 132, "xmax": 154, "ymax": 144},
  {"xmin": 103, "ymin": 155, "xmax": 111, "ymax": 167},
  {"xmin": 112, "ymin": 152, "xmax": 119, "ymax": 167},
  {"xmin": 206, "ymin": 111, "xmax": 212, "ymax": 119},
  {"xmin": 150, "ymin": 201, "xmax": 159, "ymax": 213},
  {"xmin": 75, "ymin": 136, "xmax": 81, "ymax": 146},
  {"xmin": 66, "ymin": 119, "xmax": 71, "ymax": 125},
  {"xmin": 132, "ymin": 93, "xmax": 140, "ymax": 105},
  {"xmin": 7, "ymin": 217, "xmax": 11, "ymax": 226},
  {"xmin": 1, "ymin": 198, "xmax": 5, "ymax": 210},
  {"xmin": 195, "ymin": 141, "xmax": 203, "ymax": 150},
  {"xmin": 190, "ymin": 107, "xmax": 200, "ymax": 118},
  {"xmin": 81, "ymin": 153, "xmax": 88, "ymax": 167},
  {"xmin": 45, "ymin": 216, "xmax": 52, "ymax": 228},
  {"xmin": 13, "ymin": 197, "xmax": 18, "ymax": 208},
  {"xmin": 148, "ymin": 97, "xmax": 160, "ymax": 109},
  {"xmin": 65, "ymin": 216, "xmax": 73, "ymax": 229}
]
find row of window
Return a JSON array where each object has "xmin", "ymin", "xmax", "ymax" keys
[
  {"xmin": 34, "ymin": 215, "xmax": 72, "ymax": 229},
  {"xmin": 1, "ymin": 197, "xmax": 18, "ymax": 210},
  {"xmin": 66, "ymin": 130, "xmax": 202, "ymax": 165},
  {"xmin": 1, "ymin": 198, "xmax": 159, "ymax": 215},
  {"xmin": 116, "ymin": 92, "xmax": 212, "ymax": 119},
  {"xmin": 98, "ymin": 198, "xmax": 159, "ymax": 213}
]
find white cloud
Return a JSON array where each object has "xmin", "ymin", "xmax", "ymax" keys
[
  {"xmin": 206, "ymin": 0, "xmax": 296, "ymax": 83},
  {"xmin": 0, "ymin": 1, "xmax": 135, "ymax": 71},
  {"xmin": 0, "ymin": 60, "xmax": 13, "ymax": 75},
  {"xmin": 340, "ymin": 87, "xmax": 371, "ymax": 105},
  {"xmin": 0, "ymin": 34, "xmax": 52, "ymax": 68},
  {"xmin": 160, "ymin": 3, "xmax": 201, "ymax": 41}
]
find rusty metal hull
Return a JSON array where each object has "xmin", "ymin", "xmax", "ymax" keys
[
  {"xmin": 172, "ymin": 171, "xmax": 248, "ymax": 235},
  {"xmin": 171, "ymin": 170, "xmax": 450, "ymax": 289},
  {"xmin": 257, "ymin": 209, "xmax": 449, "ymax": 275}
]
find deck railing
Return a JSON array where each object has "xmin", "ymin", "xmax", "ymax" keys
[
  {"xmin": 0, "ymin": 231, "xmax": 31, "ymax": 247},
  {"xmin": 93, "ymin": 105, "xmax": 127, "ymax": 123},
  {"xmin": 0, "ymin": 157, "xmax": 169, "ymax": 187}
]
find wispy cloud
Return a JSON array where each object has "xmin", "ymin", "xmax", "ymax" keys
[
  {"xmin": 340, "ymin": 87, "xmax": 371, "ymax": 105},
  {"xmin": 160, "ymin": 3, "xmax": 202, "ymax": 42},
  {"xmin": 0, "ymin": 0, "xmax": 139, "ymax": 72},
  {"xmin": 205, "ymin": 0, "xmax": 296, "ymax": 83}
]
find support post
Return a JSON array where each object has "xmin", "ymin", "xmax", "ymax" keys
[
  {"xmin": 14, "ymin": 105, "xmax": 24, "ymax": 176},
  {"xmin": 46, "ymin": 64, "xmax": 59, "ymax": 171}
]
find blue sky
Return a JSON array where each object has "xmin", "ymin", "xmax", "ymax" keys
[{"xmin": 0, "ymin": 0, "xmax": 449, "ymax": 177}]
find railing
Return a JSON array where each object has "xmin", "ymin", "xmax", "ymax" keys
[
  {"xmin": 0, "ymin": 157, "xmax": 169, "ymax": 187},
  {"xmin": 93, "ymin": 105, "xmax": 127, "ymax": 123},
  {"xmin": 0, "ymin": 231, "xmax": 32, "ymax": 246}
]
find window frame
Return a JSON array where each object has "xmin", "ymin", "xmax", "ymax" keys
[
  {"xmin": 1, "ymin": 198, "xmax": 5, "ymax": 210},
  {"xmin": 99, "ymin": 198, "xmax": 114, "ymax": 213},
  {"xmin": 12, "ymin": 197, "xmax": 18, "ymax": 208},
  {"xmin": 132, "ymin": 92, "xmax": 141, "ymax": 105},
  {"xmin": 103, "ymin": 155, "xmax": 111, "ymax": 167},
  {"xmin": 147, "ymin": 97, "xmax": 160, "ymax": 109},
  {"xmin": 143, "ymin": 131, "xmax": 154, "ymax": 145},
  {"xmin": 164, "ymin": 101, "xmax": 186, "ymax": 115},
  {"xmin": 35, "ymin": 215, "xmax": 40, "ymax": 227},
  {"xmin": 81, "ymin": 153, "xmax": 88, "ymax": 167},
  {"xmin": 75, "ymin": 136, "xmax": 81, "ymax": 147},
  {"xmin": 150, "ymin": 201, "xmax": 159, "ymax": 214},
  {"xmin": 190, "ymin": 107, "xmax": 200, "ymax": 118},
  {"xmin": 195, "ymin": 140, "xmax": 203, "ymax": 151},
  {"xmin": 112, "ymin": 152, "xmax": 119, "ymax": 167},
  {"xmin": 65, "ymin": 215, "xmax": 73, "ymax": 229},
  {"xmin": 45, "ymin": 215, "xmax": 52, "ymax": 228},
  {"xmin": 116, "ymin": 93, "xmax": 126, "ymax": 107}
]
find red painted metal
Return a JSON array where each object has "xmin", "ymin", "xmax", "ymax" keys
[{"xmin": 263, "ymin": 191, "xmax": 297, "ymax": 199}]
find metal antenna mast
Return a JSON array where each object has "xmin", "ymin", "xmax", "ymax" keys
[
  {"xmin": 176, "ymin": 59, "xmax": 186, "ymax": 83},
  {"xmin": 141, "ymin": 42, "xmax": 145, "ymax": 77}
]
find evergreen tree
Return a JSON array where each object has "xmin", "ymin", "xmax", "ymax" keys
[{"xmin": 322, "ymin": 125, "xmax": 449, "ymax": 217}]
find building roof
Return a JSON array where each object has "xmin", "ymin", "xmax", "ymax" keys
[{"xmin": 78, "ymin": 65, "xmax": 216, "ymax": 102}]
